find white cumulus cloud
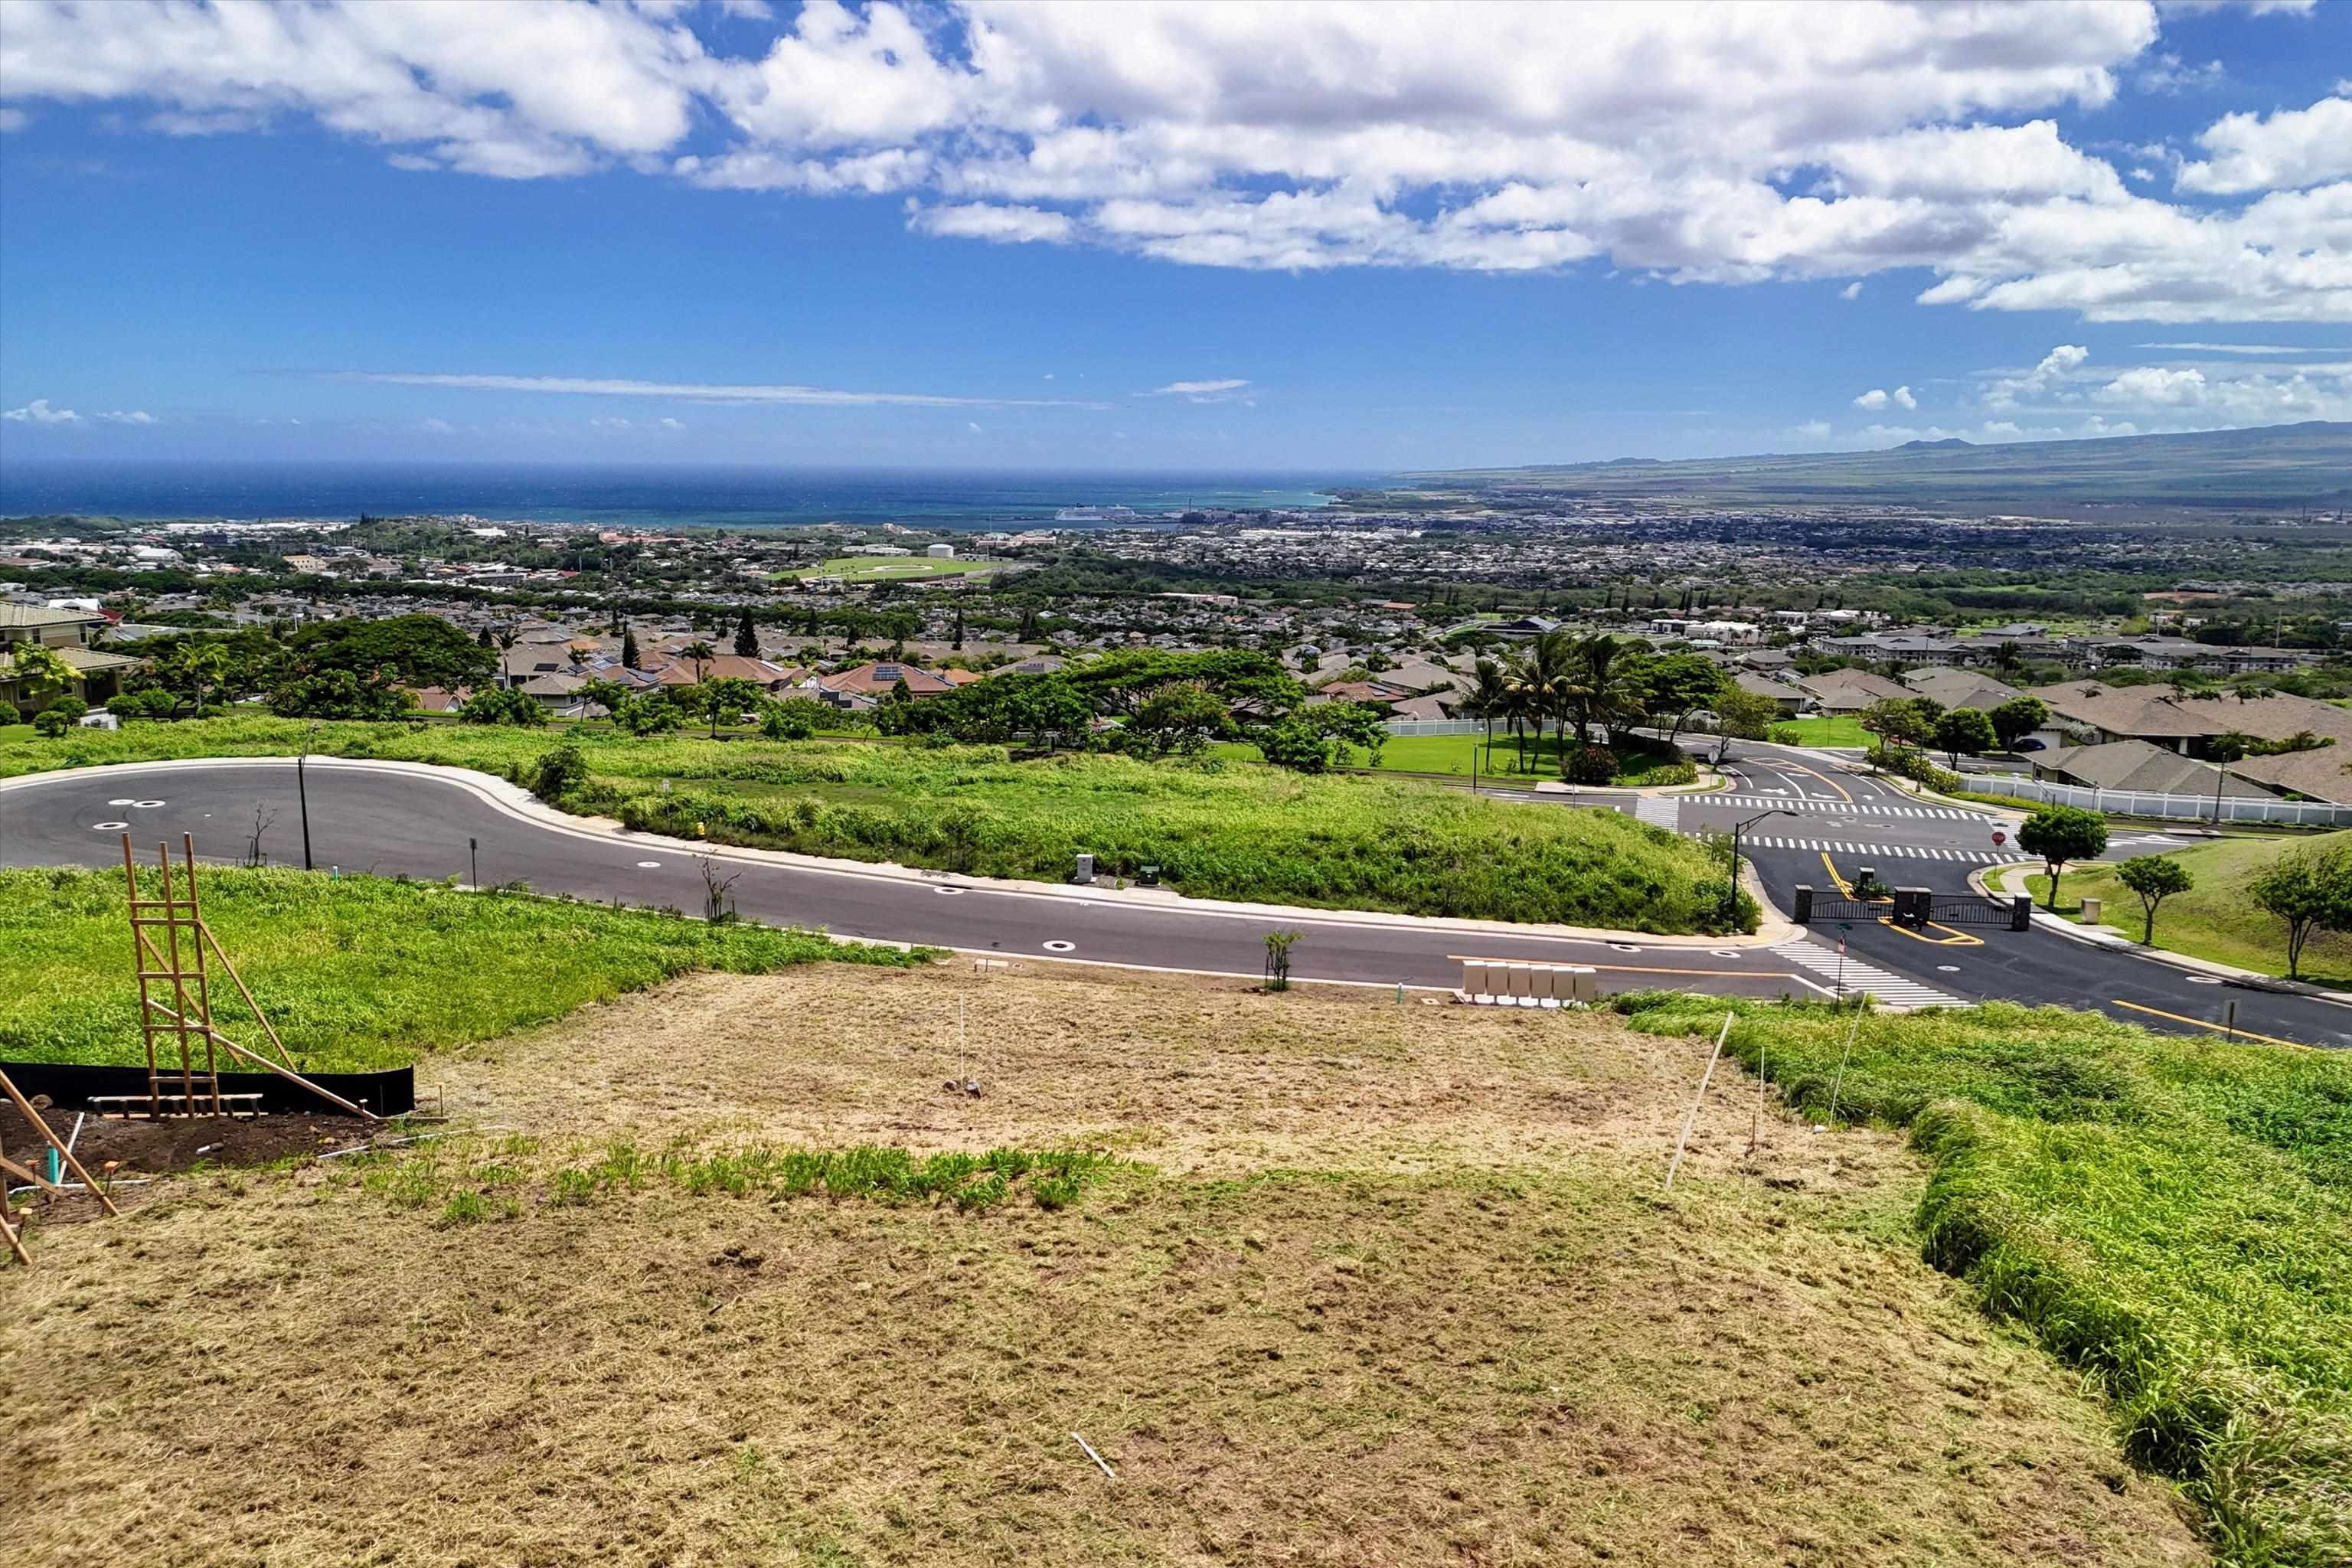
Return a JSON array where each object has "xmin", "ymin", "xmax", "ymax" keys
[
  {"xmin": 0, "ymin": 1, "xmax": 2346, "ymax": 320},
  {"xmin": 1852, "ymin": 385, "xmax": 1915, "ymax": 410},
  {"xmin": 2, "ymin": 397, "xmax": 80, "ymax": 424}
]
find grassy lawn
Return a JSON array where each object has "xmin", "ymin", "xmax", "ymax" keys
[
  {"xmin": 1, "ymin": 717, "xmax": 1749, "ymax": 933},
  {"xmin": 790, "ymin": 554, "xmax": 998, "ymax": 583},
  {"xmin": 1768, "ymin": 715, "xmax": 1871, "ymax": 747},
  {"xmin": 1619, "ymin": 992, "xmax": 2352, "ymax": 1566},
  {"xmin": 0, "ymin": 865, "xmax": 924, "ymax": 1073},
  {"xmin": 5, "ymin": 962, "xmax": 2204, "ymax": 1566},
  {"xmin": 2026, "ymin": 829, "xmax": 2352, "ymax": 988}
]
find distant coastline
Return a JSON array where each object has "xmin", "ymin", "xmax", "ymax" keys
[{"xmin": 0, "ymin": 461, "xmax": 1370, "ymax": 531}]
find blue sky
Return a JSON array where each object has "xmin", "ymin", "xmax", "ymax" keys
[{"xmin": 1, "ymin": 0, "xmax": 2347, "ymax": 472}]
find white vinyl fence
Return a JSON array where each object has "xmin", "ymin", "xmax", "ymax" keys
[
  {"xmin": 1962, "ymin": 771, "xmax": 2352, "ymax": 827},
  {"xmin": 1383, "ymin": 718, "xmax": 1490, "ymax": 737}
]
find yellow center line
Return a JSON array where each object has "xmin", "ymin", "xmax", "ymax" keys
[
  {"xmin": 1817, "ymin": 852, "xmax": 1980, "ymax": 945},
  {"xmin": 2109, "ymin": 997, "xmax": 2311, "ymax": 1050}
]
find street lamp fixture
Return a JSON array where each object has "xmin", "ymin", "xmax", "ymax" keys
[{"xmin": 1724, "ymin": 807, "xmax": 1795, "ymax": 926}]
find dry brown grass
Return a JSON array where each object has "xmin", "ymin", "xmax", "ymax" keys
[{"xmin": 3, "ymin": 962, "xmax": 2207, "ymax": 1567}]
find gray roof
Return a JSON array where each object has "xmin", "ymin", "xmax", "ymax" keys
[{"xmin": 2035, "ymin": 738, "xmax": 2273, "ymax": 797}]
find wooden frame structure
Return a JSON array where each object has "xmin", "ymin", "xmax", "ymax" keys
[{"xmin": 116, "ymin": 835, "xmax": 379, "ymax": 1124}]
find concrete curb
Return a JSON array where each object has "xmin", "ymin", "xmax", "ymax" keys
[
  {"xmin": 2, "ymin": 754, "xmax": 1802, "ymax": 949},
  {"xmin": 1973, "ymin": 860, "xmax": 2352, "ymax": 1007}
]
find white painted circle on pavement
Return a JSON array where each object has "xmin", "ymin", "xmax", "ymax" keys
[
  {"xmin": 2187, "ymin": 976, "xmax": 2224, "ymax": 985},
  {"xmin": 132, "ymin": 799, "xmax": 165, "ymax": 808},
  {"xmin": 92, "ymin": 821, "xmax": 129, "ymax": 831},
  {"xmin": 1937, "ymin": 965, "xmax": 1962, "ymax": 973},
  {"xmin": 936, "ymin": 886, "xmax": 966, "ymax": 895},
  {"xmin": 1609, "ymin": 942, "xmax": 1642, "ymax": 953},
  {"xmin": 635, "ymin": 860, "xmax": 662, "ymax": 868},
  {"xmin": 1042, "ymin": 939, "xmax": 1076, "ymax": 952},
  {"xmin": 1708, "ymin": 948, "xmax": 1741, "ymax": 958},
  {"xmin": 108, "ymin": 797, "xmax": 135, "ymax": 805}
]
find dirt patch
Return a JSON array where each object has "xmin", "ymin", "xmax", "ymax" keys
[
  {"xmin": 434, "ymin": 961, "xmax": 1899, "ymax": 1189},
  {"xmin": 1, "ymin": 961, "xmax": 2210, "ymax": 1567},
  {"xmin": 0, "ymin": 1102, "xmax": 374, "ymax": 1192}
]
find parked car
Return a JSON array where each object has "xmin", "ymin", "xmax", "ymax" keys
[{"xmin": 2015, "ymin": 738, "xmax": 2047, "ymax": 752}]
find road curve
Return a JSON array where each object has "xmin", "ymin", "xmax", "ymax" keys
[{"xmin": 0, "ymin": 758, "xmax": 1804, "ymax": 1000}]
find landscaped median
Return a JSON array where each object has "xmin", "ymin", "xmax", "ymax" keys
[
  {"xmin": 0, "ymin": 717, "xmax": 1757, "ymax": 933},
  {"xmin": 1615, "ymin": 992, "xmax": 2352, "ymax": 1566}
]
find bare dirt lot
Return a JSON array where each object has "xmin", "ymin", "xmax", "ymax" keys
[{"xmin": 4, "ymin": 962, "xmax": 2205, "ymax": 1567}]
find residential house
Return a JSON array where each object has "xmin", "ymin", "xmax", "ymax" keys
[
  {"xmin": 1733, "ymin": 671, "xmax": 1806, "ymax": 717},
  {"xmin": 2032, "ymin": 738, "xmax": 2275, "ymax": 800},
  {"xmin": 1796, "ymin": 667, "xmax": 1913, "ymax": 714},
  {"xmin": 2228, "ymin": 745, "xmax": 2352, "ymax": 805},
  {"xmin": 817, "ymin": 661, "xmax": 957, "ymax": 703},
  {"xmin": 2033, "ymin": 682, "xmax": 2352, "ymax": 756},
  {"xmin": 0, "ymin": 603, "xmax": 148, "ymax": 713}
]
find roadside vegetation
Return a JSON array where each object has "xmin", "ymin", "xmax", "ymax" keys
[
  {"xmin": 1214, "ymin": 729, "xmax": 1700, "ymax": 787},
  {"xmin": 1767, "ymin": 714, "xmax": 1872, "ymax": 747},
  {"xmin": 1617, "ymin": 992, "xmax": 2352, "ymax": 1566},
  {"xmin": 0, "ymin": 716, "xmax": 1756, "ymax": 932},
  {"xmin": 0, "ymin": 864, "xmax": 923, "ymax": 1073},
  {"xmin": 2034, "ymin": 830, "xmax": 2352, "ymax": 987}
]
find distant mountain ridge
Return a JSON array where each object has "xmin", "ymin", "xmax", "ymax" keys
[{"xmin": 1405, "ymin": 420, "xmax": 2351, "ymax": 514}]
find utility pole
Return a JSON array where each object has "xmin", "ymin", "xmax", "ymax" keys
[{"xmin": 297, "ymin": 721, "xmax": 318, "ymax": 871}]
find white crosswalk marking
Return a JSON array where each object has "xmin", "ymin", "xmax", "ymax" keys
[
  {"xmin": 1708, "ymin": 794, "xmax": 1981, "ymax": 822},
  {"xmin": 1770, "ymin": 939, "xmax": 1970, "ymax": 1008},
  {"xmin": 1748, "ymin": 837, "xmax": 2005, "ymax": 864}
]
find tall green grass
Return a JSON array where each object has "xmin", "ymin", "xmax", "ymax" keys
[
  {"xmin": 1617, "ymin": 994, "xmax": 2352, "ymax": 1566},
  {"xmin": 0, "ymin": 864, "xmax": 924, "ymax": 1073},
  {"xmin": 0, "ymin": 717, "xmax": 1748, "ymax": 933}
]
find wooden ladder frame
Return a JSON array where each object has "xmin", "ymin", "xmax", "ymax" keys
[{"xmin": 117, "ymin": 835, "xmax": 378, "ymax": 1124}]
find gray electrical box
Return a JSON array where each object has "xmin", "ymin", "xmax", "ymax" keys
[{"xmin": 1073, "ymin": 852, "xmax": 1095, "ymax": 884}]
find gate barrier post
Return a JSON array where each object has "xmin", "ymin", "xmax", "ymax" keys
[
  {"xmin": 1792, "ymin": 884, "xmax": 1814, "ymax": 923},
  {"xmin": 2009, "ymin": 894, "xmax": 2031, "ymax": 932}
]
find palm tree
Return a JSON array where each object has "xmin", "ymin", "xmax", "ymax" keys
[
  {"xmin": 1465, "ymin": 658, "xmax": 1510, "ymax": 760},
  {"xmin": 1566, "ymin": 633, "xmax": 1642, "ymax": 749},
  {"xmin": 1504, "ymin": 632, "xmax": 1575, "ymax": 772},
  {"xmin": 682, "ymin": 639, "xmax": 716, "ymax": 685}
]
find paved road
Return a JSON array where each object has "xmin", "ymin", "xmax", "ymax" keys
[
  {"xmin": 7, "ymin": 753, "xmax": 2345, "ymax": 1047},
  {"xmin": 1678, "ymin": 740, "xmax": 2352, "ymax": 1050},
  {"xmin": 0, "ymin": 760, "xmax": 1802, "ymax": 1000}
]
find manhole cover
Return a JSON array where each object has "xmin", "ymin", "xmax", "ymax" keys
[
  {"xmin": 1041, "ymin": 939, "xmax": 1076, "ymax": 952},
  {"xmin": 92, "ymin": 821, "xmax": 129, "ymax": 830}
]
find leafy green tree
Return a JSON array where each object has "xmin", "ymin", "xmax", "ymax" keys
[
  {"xmin": 1255, "ymin": 714, "xmax": 1341, "ymax": 773},
  {"xmin": 759, "ymin": 696, "xmax": 832, "ymax": 741},
  {"xmin": 733, "ymin": 609, "xmax": 760, "ymax": 658},
  {"xmin": 1709, "ymin": 684, "xmax": 1781, "ymax": 761},
  {"xmin": 269, "ymin": 668, "xmax": 416, "ymax": 720},
  {"xmin": 1638, "ymin": 653, "xmax": 1728, "ymax": 745},
  {"xmin": 2115, "ymin": 854, "xmax": 2194, "ymax": 946},
  {"xmin": 1857, "ymin": 697, "xmax": 1933, "ymax": 755},
  {"xmin": 1932, "ymin": 706, "xmax": 1998, "ymax": 767},
  {"xmin": 4, "ymin": 642, "xmax": 75, "ymax": 716},
  {"xmin": 2018, "ymin": 805, "xmax": 2109, "ymax": 910},
  {"xmin": 283, "ymin": 613, "xmax": 495, "ymax": 691},
  {"xmin": 621, "ymin": 626, "xmax": 640, "ymax": 669},
  {"xmin": 1125, "ymin": 680, "xmax": 1233, "ymax": 757},
  {"xmin": 458, "ymin": 685, "xmax": 550, "ymax": 727},
  {"xmin": 1067, "ymin": 649, "xmax": 1301, "ymax": 721},
  {"xmin": 2248, "ymin": 841, "xmax": 2352, "ymax": 980},
  {"xmin": 1988, "ymin": 695, "xmax": 2050, "ymax": 750},
  {"xmin": 688, "ymin": 675, "xmax": 763, "ymax": 739},
  {"xmin": 1321, "ymin": 700, "xmax": 1390, "ymax": 767}
]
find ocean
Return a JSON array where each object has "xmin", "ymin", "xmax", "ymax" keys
[{"xmin": 0, "ymin": 462, "xmax": 1371, "ymax": 531}]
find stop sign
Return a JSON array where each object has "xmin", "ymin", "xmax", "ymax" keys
[{"xmin": 1991, "ymin": 829, "xmax": 2007, "ymax": 846}]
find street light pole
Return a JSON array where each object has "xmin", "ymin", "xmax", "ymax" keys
[
  {"xmin": 297, "ymin": 720, "xmax": 318, "ymax": 872},
  {"xmin": 1725, "ymin": 807, "xmax": 1796, "ymax": 927}
]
